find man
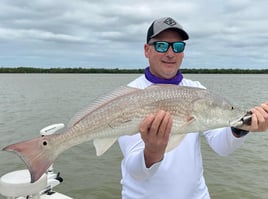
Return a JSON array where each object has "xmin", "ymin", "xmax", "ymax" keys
[{"xmin": 118, "ymin": 17, "xmax": 268, "ymax": 199}]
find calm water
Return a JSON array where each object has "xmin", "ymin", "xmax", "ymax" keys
[{"xmin": 0, "ymin": 74, "xmax": 268, "ymax": 199}]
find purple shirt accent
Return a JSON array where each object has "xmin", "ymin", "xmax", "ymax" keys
[{"xmin": 144, "ymin": 67, "xmax": 183, "ymax": 85}]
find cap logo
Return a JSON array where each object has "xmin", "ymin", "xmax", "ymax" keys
[{"xmin": 163, "ymin": 18, "xmax": 176, "ymax": 26}]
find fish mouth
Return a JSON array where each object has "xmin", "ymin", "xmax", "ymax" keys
[{"xmin": 230, "ymin": 111, "xmax": 252, "ymax": 128}]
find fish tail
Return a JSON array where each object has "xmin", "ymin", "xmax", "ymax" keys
[{"xmin": 2, "ymin": 136, "xmax": 56, "ymax": 183}]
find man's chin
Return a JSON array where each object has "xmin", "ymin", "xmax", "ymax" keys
[{"xmin": 161, "ymin": 68, "xmax": 179, "ymax": 79}]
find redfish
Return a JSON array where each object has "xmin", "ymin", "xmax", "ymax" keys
[{"xmin": 2, "ymin": 85, "xmax": 249, "ymax": 183}]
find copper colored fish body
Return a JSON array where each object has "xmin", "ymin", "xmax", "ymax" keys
[{"xmin": 2, "ymin": 85, "xmax": 249, "ymax": 182}]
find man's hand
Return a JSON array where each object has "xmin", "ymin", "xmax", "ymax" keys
[
  {"xmin": 244, "ymin": 102, "xmax": 268, "ymax": 132},
  {"xmin": 139, "ymin": 110, "xmax": 172, "ymax": 168},
  {"xmin": 240, "ymin": 102, "xmax": 268, "ymax": 132}
]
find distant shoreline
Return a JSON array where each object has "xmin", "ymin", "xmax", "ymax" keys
[{"xmin": 0, "ymin": 67, "xmax": 268, "ymax": 74}]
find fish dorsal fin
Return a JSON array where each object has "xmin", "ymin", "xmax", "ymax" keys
[
  {"xmin": 93, "ymin": 137, "xmax": 117, "ymax": 156},
  {"xmin": 166, "ymin": 134, "xmax": 186, "ymax": 153},
  {"xmin": 67, "ymin": 86, "xmax": 140, "ymax": 128},
  {"xmin": 145, "ymin": 84, "xmax": 177, "ymax": 89}
]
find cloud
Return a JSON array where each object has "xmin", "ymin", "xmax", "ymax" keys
[{"xmin": 0, "ymin": 0, "xmax": 267, "ymax": 69}]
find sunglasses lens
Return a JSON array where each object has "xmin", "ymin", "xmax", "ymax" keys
[
  {"xmin": 153, "ymin": 41, "xmax": 185, "ymax": 53},
  {"xmin": 173, "ymin": 42, "xmax": 185, "ymax": 53},
  {"xmin": 154, "ymin": 42, "xmax": 169, "ymax": 52}
]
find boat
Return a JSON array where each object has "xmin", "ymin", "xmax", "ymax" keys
[{"xmin": 0, "ymin": 124, "xmax": 73, "ymax": 199}]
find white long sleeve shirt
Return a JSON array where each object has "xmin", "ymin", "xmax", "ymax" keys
[{"xmin": 118, "ymin": 74, "xmax": 247, "ymax": 199}]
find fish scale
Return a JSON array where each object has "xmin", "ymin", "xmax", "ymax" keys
[{"xmin": 2, "ymin": 84, "xmax": 249, "ymax": 183}]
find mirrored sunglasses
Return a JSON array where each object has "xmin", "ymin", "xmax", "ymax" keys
[{"xmin": 149, "ymin": 41, "xmax": 186, "ymax": 53}]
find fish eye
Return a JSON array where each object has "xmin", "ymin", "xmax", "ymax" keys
[
  {"xmin": 43, "ymin": 141, "xmax": 47, "ymax": 146},
  {"xmin": 231, "ymin": 106, "xmax": 234, "ymax": 110}
]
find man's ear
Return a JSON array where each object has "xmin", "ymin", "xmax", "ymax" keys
[{"xmin": 144, "ymin": 44, "xmax": 150, "ymax": 58}]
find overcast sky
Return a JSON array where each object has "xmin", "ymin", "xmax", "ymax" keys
[{"xmin": 1, "ymin": 0, "xmax": 268, "ymax": 69}]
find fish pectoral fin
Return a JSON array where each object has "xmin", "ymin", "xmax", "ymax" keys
[
  {"xmin": 165, "ymin": 134, "xmax": 186, "ymax": 153},
  {"xmin": 93, "ymin": 137, "xmax": 117, "ymax": 156},
  {"xmin": 164, "ymin": 116, "xmax": 195, "ymax": 153}
]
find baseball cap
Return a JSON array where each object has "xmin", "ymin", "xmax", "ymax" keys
[{"xmin": 146, "ymin": 17, "xmax": 189, "ymax": 43}]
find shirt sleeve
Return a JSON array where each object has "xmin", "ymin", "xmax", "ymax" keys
[
  {"xmin": 118, "ymin": 134, "xmax": 162, "ymax": 181},
  {"xmin": 203, "ymin": 127, "xmax": 248, "ymax": 156}
]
